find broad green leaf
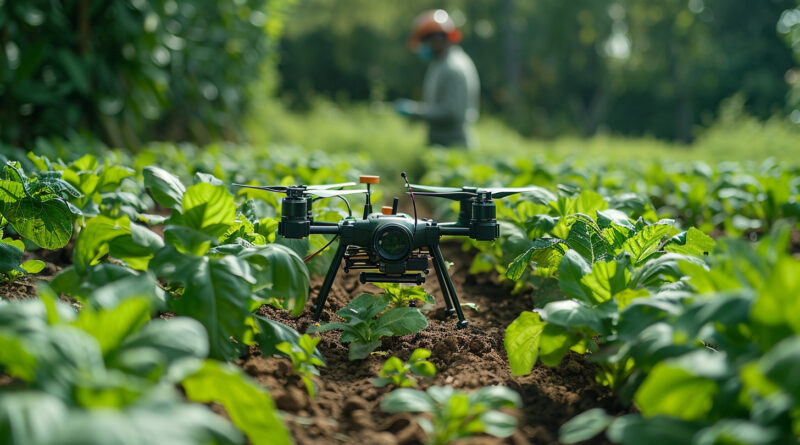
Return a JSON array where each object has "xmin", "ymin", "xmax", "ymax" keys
[
  {"xmin": 557, "ymin": 250, "xmax": 592, "ymax": 302},
  {"xmin": 505, "ymin": 237, "xmax": 565, "ymax": 280},
  {"xmin": 470, "ymin": 385, "xmax": 523, "ymax": 408},
  {"xmin": 0, "ymin": 333, "xmax": 38, "ymax": 380},
  {"xmin": 0, "ymin": 180, "xmax": 73, "ymax": 249},
  {"xmin": 51, "ymin": 398, "xmax": 244, "ymax": 444},
  {"xmin": 596, "ymin": 209, "xmax": 634, "ymax": 230},
  {"xmin": 479, "ymin": 410, "xmax": 518, "ymax": 438},
  {"xmin": 164, "ymin": 225, "xmax": 216, "ymax": 256},
  {"xmin": 253, "ymin": 315, "xmax": 324, "ymax": 361},
  {"xmin": 70, "ymin": 297, "xmax": 151, "ymax": 356},
  {"xmin": 579, "ymin": 258, "xmax": 630, "ymax": 305},
  {"xmin": 758, "ymin": 336, "xmax": 800, "ymax": 401},
  {"xmin": 113, "ymin": 317, "xmax": 209, "ymax": 382},
  {"xmin": 619, "ymin": 223, "xmax": 673, "ymax": 266},
  {"xmin": 381, "ymin": 388, "xmax": 435, "ymax": 413},
  {"xmin": 504, "ymin": 311, "xmax": 546, "ymax": 376},
  {"xmin": 73, "ymin": 215, "xmax": 130, "ymax": 274},
  {"xmin": 182, "ymin": 361, "xmax": 291, "ymax": 445},
  {"xmin": 606, "ymin": 414, "xmax": 699, "ymax": 445},
  {"xmin": 0, "ymin": 241, "xmax": 23, "ymax": 274},
  {"xmin": 565, "ymin": 214, "xmax": 611, "ymax": 263},
  {"xmin": 550, "ymin": 190, "xmax": 608, "ymax": 217},
  {"xmin": 409, "ymin": 348, "xmax": 432, "ymax": 362},
  {"xmin": 336, "ymin": 294, "xmax": 389, "ymax": 323},
  {"xmin": 375, "ymin": 307, "xmax": 428, "ymax": 337},
  {"xmin": 237, "ymin": 244, "xmax": 309, "ymax": 317},
  {"xmin": 694, "ymin": 420, "xmax": 779, "ymax": 445},
  {"xmin": 634, "ymin": 364, "xmax": 718, "ymax": 420},
  {"xmin": 559, "ymin": 408, "xmax": 614, "ymax": 443},
  {"xmin": 751, "ymin": 258, "xmax": 800, "ymax": 348},
  {"xmin": 631, "ymin": 253, "xmax": 705, "ymax": 288},
  {"xmin": 151, "ymin": 248, "xmax": 255, "ymax": 361},
  {"xmin": 541, "ymin": 300, "xmax": 607, "ymax": 334},
  {"xmin": 348, "ymin": 339, "xmax": 382, "ymax": 360},
  {"xmin": 143, "ymin": 166, "xmax": 185, "ymax": 211},
  {"xmin": 177, "ymin": 183, "xmax": 236, "ymax": 237},
  {"xmin": 20, "ymin": 259, "xmax": 45, "ymax": 274},
  {"xmin": 664, "ymin": 227, "xmax": 715, "ymax": 257},
  {"xmin": 97, "ymin": 165, "xmax": 134, "ymax": 192},
  {"xmin": 539, "ymin": 323, "xmax": 579, "ymax": 366},
  {"xmin": 0, "ymin": 392, "xmax": 68, "ymax": 445}
]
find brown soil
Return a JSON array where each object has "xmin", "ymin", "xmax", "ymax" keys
[{"xmin": 243, "ymin": 243, "xmax": 624, "ymax": 445}]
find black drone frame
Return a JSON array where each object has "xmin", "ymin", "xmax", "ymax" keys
[{"xmin": 235, "ymin": 175, "xmax": 542, "ymax": 329}]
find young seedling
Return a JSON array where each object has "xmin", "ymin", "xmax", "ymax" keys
[
  {"xmin": 0, "ymin": 228, "xmax": 45, "ymax": 283},
  {"xmin": 372, "ymin": 348, "xmax": 437, "ymax": 388},
  {"xmin": 276, "ymin": 334, "xmax": 326, "ymax": 397},
  {"xmin": 308, "ymin": 294, "xmax": 428, "ymax": 360},
  {"xmin": 381, "ymin": 385, "xmax": 522, "ymax": 445},
  {"xmin": 372, "ymin": 283, "xmax": 435, "ymax": 308}
]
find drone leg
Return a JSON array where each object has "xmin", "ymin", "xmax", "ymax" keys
[
  {"xmin": 430, "ymin": 247, "xmax": 455, "ymax": 315},
  {"xmin": 311, "ymin": 243, "xmax": 346, "ymax": 322},
  {"xmin": 431, "ymin": 244, "xmax": 468, "ymax": 329}
]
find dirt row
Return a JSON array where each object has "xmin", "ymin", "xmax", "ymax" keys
[{"xmin": 245, "ymin": 243, "xmax": 623, "ymax": 444}]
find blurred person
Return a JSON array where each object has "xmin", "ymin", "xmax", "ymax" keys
[{"xmin": 395, "ymin": 10, "xmax": 480, "ymax": 149}]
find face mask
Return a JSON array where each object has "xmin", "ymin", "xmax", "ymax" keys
[{"xmin": 415, "ymin": 42, "xmax": 433, "ymax": 62}]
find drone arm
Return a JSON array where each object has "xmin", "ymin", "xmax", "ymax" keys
[
  {"xmin": 439, "ymin": 226, "xmax": 470, "ymax": 237},
  {"xmin": 309, "ymin": 225, "xmax": 340, "ymax": 235}
]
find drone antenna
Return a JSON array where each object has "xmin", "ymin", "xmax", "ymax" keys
[{"xmin": 401, "ymin": 172, "xmax": 418, "ymax": 233}]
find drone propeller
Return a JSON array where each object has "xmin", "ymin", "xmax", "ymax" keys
[
  {"xmin": 409, "ymin": 184, "xmax": 462, "ymax": 193},
  {"xmin": 307, "ymin": 182, "xmax": 357, "ymax": 190},
  {"xmin": 409, "ymin": 191, "xmax": 480, "ymax": 201},
  {"xmin": 233, "ymin": 182, "xmax": 357, "ymax": 192},
  {"xmin": 410, "ymin": 184, "xmax": 553, "ymax": 200},
  {"xmin": 306, "ymin": 189, "xmax": 368, "ymax": 198}
]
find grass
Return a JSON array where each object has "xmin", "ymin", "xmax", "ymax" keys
[{"xmin": 245, "ymin": 98, "xmax": 800, "ymax": 180}]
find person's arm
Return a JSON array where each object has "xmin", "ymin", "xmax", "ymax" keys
[{"xmin": 413, "ymin": 69, "xmax": 467, "ymax": 125}]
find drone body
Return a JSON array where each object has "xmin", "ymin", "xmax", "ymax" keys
[{"xmin": 235, "ymin": 175, "xmax": 539, "ymax": 329}]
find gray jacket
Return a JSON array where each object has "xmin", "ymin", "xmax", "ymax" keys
[{"xmin": 411, "ymin": 46, "xmax": 480, "ymax": 148}]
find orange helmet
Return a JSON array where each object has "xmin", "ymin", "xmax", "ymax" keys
[{"xmin": 407, "ymin": 9, "xmax": 462, "ymax": 50}]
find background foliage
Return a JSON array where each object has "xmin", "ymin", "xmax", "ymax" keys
[
  {"xmin": 277, "ymin": 0, "xmax": 798, "ymax": 141},
  {"xmin": 0, "ymin": 0, "xmax": 291, "ymax": 149}
]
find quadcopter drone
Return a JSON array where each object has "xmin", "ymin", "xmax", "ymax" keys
[{"xmin": 235, "ymin": 175, "xmax": 542, "ymax": 329}]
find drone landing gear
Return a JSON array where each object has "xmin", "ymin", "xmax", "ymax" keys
[
  {"xmin": 311, "ymin": 243, "xmax": 347, "ymax": 322},
  {"xmin": 310, "ymin": 242, "xmax": 469, "ymax": 329},
  {"xmin": 430, "ymin": 244, "xmax": 468, "ymax": 329}
]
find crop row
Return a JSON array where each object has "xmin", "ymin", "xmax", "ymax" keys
[{"xmin": 2, "ymin": 142, "xmax": 799, "ymax": 444}]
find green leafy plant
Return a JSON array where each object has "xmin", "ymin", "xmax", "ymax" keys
[
  {"xmin": 27, "ymin": 153, "xmax": 136, "ymax": 218},
  {"xmin": 372, "ymin": 283, "xmax": 435, "ymax": 308},
  {"xmin": 275, "ymin": 334, "xmax": 326, "ymax": 397},
  {"xmin": 308, "ymin": 294, "xmax": 428, "ymax": 360},
  {"xmin": 372, "ymin": 348, "xmax": 436, "ymax": 388},
  {"xmin": 0, "ymin": 161, "xmax": 79, "ymax": 249},
  {"xmin": 0, "ymin": 285, "xmax": 291, "ymax": 445},
  {"xmin": 381, "ymin": 385, "xmax": 522, "ymax": 445}
]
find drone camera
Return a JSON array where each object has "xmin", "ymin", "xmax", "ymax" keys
[{"xmin": 373, "ymin": 223, "xmax": 413, "ymax": 262}]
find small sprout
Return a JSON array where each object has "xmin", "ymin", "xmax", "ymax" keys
[
  {"xmin": 462, "ymin": 302, "xmax": 479, "ymax": 312},
  {"xmin": 276, "ymin": 334, "xmax": 326, "ymax": 397},
  {"xmin": 372, "ymin": 348, "xmax": 437, "ymax": 388},
  {"xmin": 308, "ymin": 294, "xmax": 428, "ymax": 360},
  {"xmin": 381, "ymin": 385, "xmax": 522, "ymax": 445},
  {"xmin": 373, "ymin": 282, "xmax": 435, "ymax": 308}
]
